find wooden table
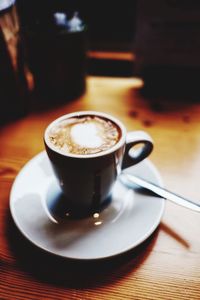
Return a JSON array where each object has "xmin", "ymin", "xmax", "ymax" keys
[{"xmin": 1, "ymin": 76, "xmax": 200, "ymax": 299}]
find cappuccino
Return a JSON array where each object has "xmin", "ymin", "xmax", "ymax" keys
[{"xmin": 48, "ymin": 115, "xmax": 121, "ymax": 155}]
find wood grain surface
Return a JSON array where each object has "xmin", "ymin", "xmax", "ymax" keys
[{"xmin": 1, "ymin": 76, "xmax": 200, "ymax": 300}]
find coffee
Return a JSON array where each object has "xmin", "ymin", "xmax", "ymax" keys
[{"xmin": 47, "ymin": 115, "xmax": 121, "ymax": 155}]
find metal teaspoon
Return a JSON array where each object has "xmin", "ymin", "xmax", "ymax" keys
[{"xmin": 120, "ymin": 173, "xmax": 200, "ymax": 213}]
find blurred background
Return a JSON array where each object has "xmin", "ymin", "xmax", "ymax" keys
[{"xmin": 1, "ymin": 0, "xmax": 200, "ymax": 123}]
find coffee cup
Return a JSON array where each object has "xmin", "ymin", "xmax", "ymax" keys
[{"xmin": 44, "ymin": 111, "xmax": 153, "ymax": 216}]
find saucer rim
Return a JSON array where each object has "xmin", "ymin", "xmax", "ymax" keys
[{"xmin": 10, "ymin": 151, "xmax": 165, "ymax": 261}]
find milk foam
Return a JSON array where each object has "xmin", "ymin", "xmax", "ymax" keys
[{"xmin": 70, "ymin": 123, "xmax": 103, "ymax": 148}]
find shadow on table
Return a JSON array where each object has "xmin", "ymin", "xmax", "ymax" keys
[
  {"xmin": 6, "ymin": 209, "xmax": 158, "ymax": 288},
  {"xmin": 160, "ymin": 222, "xmax": 190, "ymax": 249}
]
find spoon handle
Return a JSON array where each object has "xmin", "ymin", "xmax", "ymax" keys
[{"xmin": 120, "ymin": 173, "xmax": 200, "ymax": 213}]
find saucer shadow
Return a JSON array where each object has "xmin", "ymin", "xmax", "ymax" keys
[
  {"xmin": 46, "ymin": 182, "xmax": 111, "ymax": 221},
  {"xmin": 6, "ymin": 208, "xmax": 159, "ymax": 289}
]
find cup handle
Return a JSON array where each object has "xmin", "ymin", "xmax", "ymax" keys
[{"xmin": 122, "ymin": 131, "xmax": 153, "ymax": 169}]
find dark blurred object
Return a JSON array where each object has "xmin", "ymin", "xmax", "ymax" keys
[
  {"xmin": 16, "ymin": 0, "xmax": 136, "ymax": 82},
  {"xmin": 17, "ymin": 0, "xmax": 136, "ymax": 52},
  {"xmin": 0, "ymin": 0, "xmax": 28, "ymax": 125},
  {"xmin": 134, "ymin": 0, "xmax": 200, "ymax": 100},
  {"xmin": 21, "ymin": 8, "xmax": 87, "ymax": 106},
  {"xmin": 137, "ymin": 66, "xmax": 200, "ymax": 101},
  {"xmin": 87, "ymin": 52, "xmax": 134, "ymax": 77},
  {"xmin": 88, "ymin": 58, "xmax": 133, "ymax": 77},
  {"xmin": 79, "ymin": 1, "xmax": 136, "ymax": 51}
]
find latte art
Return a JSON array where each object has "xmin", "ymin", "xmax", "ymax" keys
[{"xmin": 48, "ymin": 115, "xmax": 121, "ymax": 155}]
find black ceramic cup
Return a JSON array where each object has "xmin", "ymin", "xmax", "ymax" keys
[{"xmin": 44, "ymin": 111, "xmax": 153, "ymax": 215}]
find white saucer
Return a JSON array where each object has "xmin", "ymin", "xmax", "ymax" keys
[{"xmin": 10, "ymin": 151, "xmax": 165, "ymax": 260}]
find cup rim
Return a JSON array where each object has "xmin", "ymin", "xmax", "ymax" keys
[{"xmin": 44, "ymin": 111, "xmax": 126, "ymax": 158}]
